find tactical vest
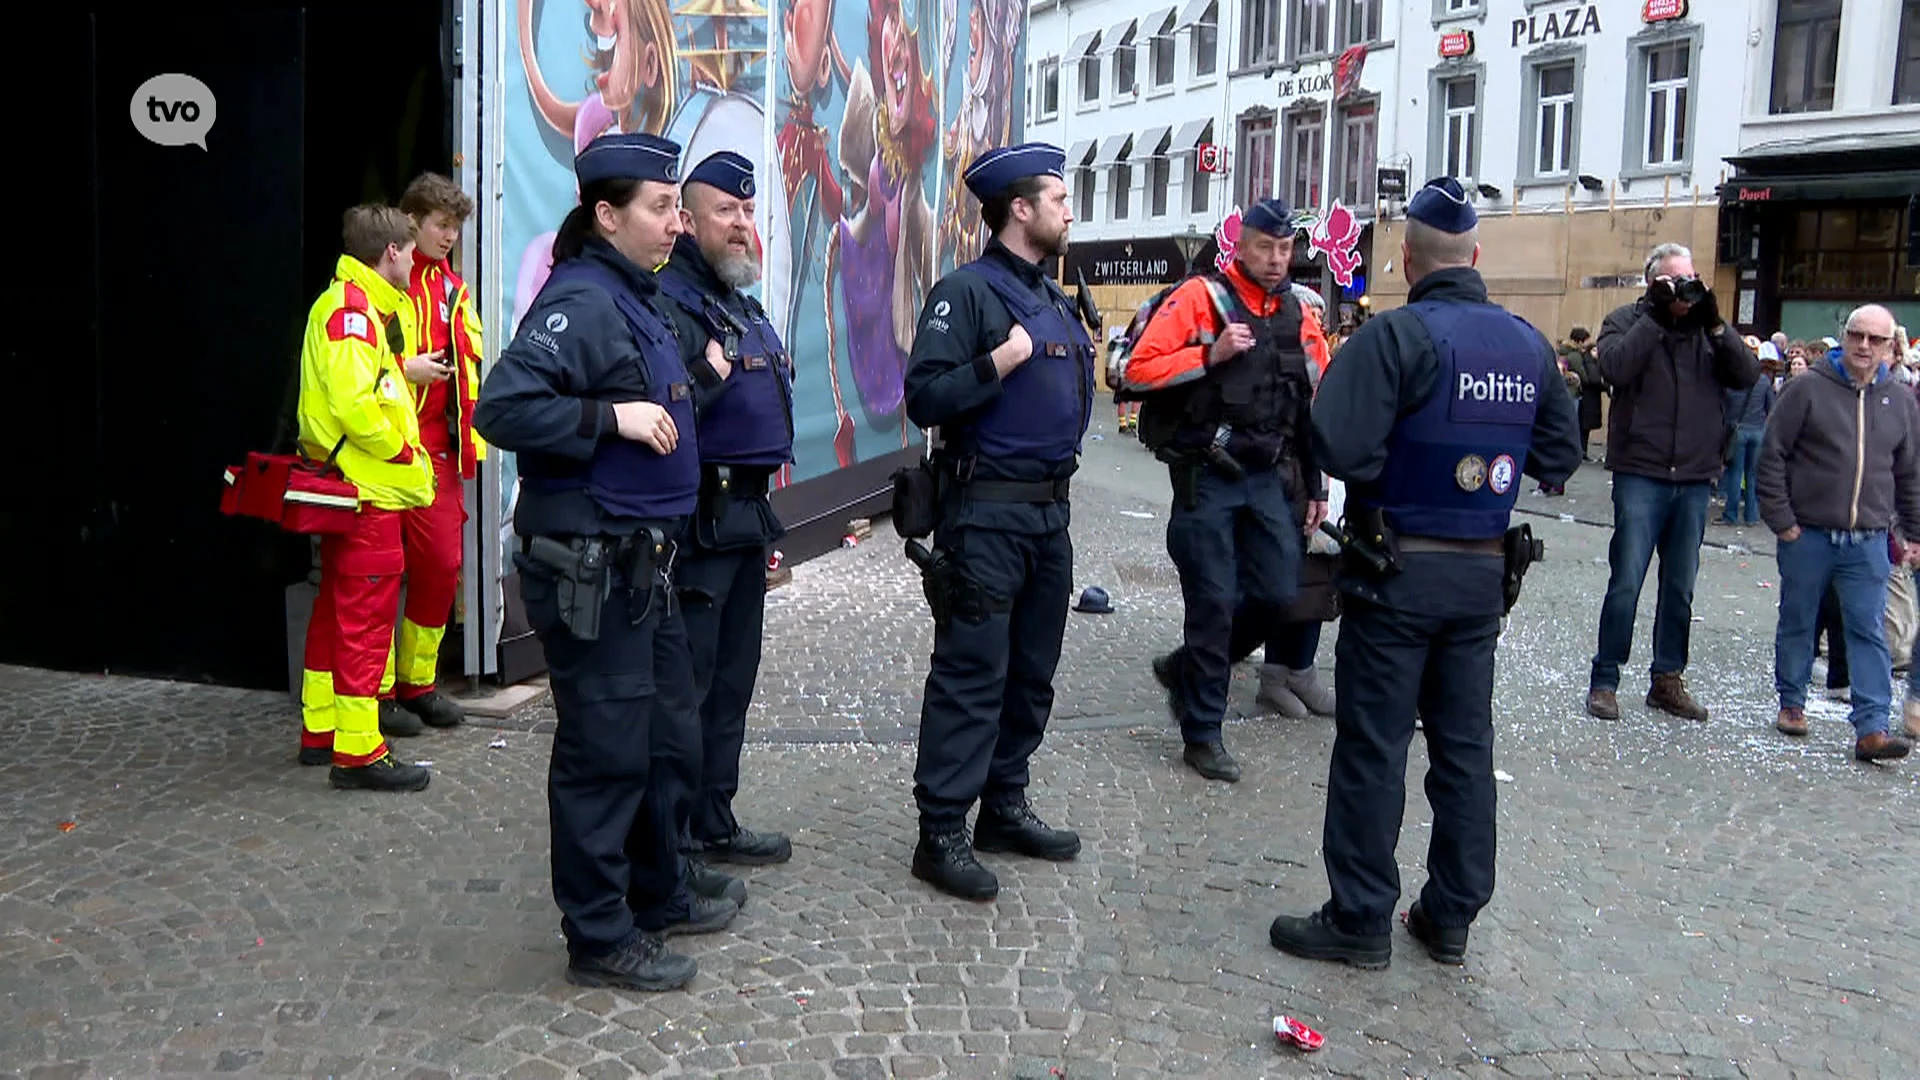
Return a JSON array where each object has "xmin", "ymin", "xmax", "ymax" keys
[
  {"xmin": 655, "ymin": 269, "xmax": 796, "ymax": 467},
  {"xmin": 521, "ymin": 259, "xmax": 700, "ymax": 521},
  {"xmin": 1138, "ymin": 275, "xmax": 1310, "ymax": 450},
  {"xmin": 958, "ymin": 257, "xmax": 1095, "ymax": 463},
  {"xmin": 1349, "ymin": 299, "xmax": 1545, "ymax": 540}
]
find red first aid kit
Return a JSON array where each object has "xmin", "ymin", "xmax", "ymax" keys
[{"xmin": 219, "ymin": 437, "xmax": 359, "ymax": 535}]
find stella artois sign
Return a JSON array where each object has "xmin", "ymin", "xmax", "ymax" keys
[
  {"xmin": 1197, "ymin": 144, "xmax": 1224, "ymax": 173},
  {"xmin": 1439, "ymin": 30, "xmax": 1475, "ymax": 58},
  {"xmin": 1643, "ymin": 0, "xmax": 1687, "ymax": 21}
]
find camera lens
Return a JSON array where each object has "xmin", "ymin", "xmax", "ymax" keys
[{"xmin": 1675, "ymin": 279, "xmax": 1708, "ymax": 305}]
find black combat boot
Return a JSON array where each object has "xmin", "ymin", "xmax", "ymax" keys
[
  {"xmin": 1405, "ymin": 902, "xmax": 1469, "ymax": 965},
  {"xmin": 1183, "ymin": 741, "xmax": 1241, "ymax": 782},
  {"xmin": 566, "ymin": 931, "xmax": 697, "ymax": 992},
  {"xmin": 1152, "ymin": 650, "xmax": 1188, "ymax": 725},
  {"xmin": 1268, "ymin": 908, "xmax": 1391, "ymax": 970},
  {"xmin": 701, "ymin": 826, "xmax": 792, "ymax": 865},
  {"xmin": 688, "ymin": 858, "xmax": 749, "ymax": 908},
  {"xmin": 377, "ymin": 700, "xmax": 425, "ymax": 738},
  {"xmin": 974, "ymin": 797, "xmax": 1081, "ymax": 861},
  {"xmin": 329, "ymin": 754, "xmax": 431, "ymax": 792},
  {"xmin": 661, "ymin": 894, "xmax": 740, "ymax": 938},
  {"xmin": 297, "ymin": 745, "xmax": 332, "ymax": 767},
  {"xmin": 911, "ymin": 826, "xmax": 999, "ymax": 901},
  {"xmin": 398, "ymin": 690, "xmax": 465, "ymax": 728}
]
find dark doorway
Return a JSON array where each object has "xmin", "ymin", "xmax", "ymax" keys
[{"xmin": 0, "ymin": 1, "xmax": 452, "ymax": 690}]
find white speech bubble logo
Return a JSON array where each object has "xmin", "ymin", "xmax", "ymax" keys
[{"xmin": 131, "ymin": 74, "xmax": 216, "ymax": 150}]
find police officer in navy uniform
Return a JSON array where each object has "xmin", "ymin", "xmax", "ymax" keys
[
  {"xmin": 1267, "ymin": 177, "xmax": 1580, "ymax": 969},
  {"xmin": 648, "ymin": 150, "xmax": 796, "ymax": 868},
  {"xmin": 1124, "ymin": 197, "xmax": 1321, "ymax": 783},
  {"xmin": 901, "ymin": 142, "xmax": 1093, "ymax": 901},
  {"xmin": 473, "ymin": 133, "xmax": 738, "ymax": 994}
]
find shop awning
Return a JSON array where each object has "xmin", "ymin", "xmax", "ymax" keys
[
  {"xmin": 1135, "ymin": 125, "xmax": 1172, "ymax": 157},
  {"xmin": 1718, "ymin": 170, "xmax": 1920, "ymax": 206},
  {"xmin": 1170, "ymin": 117, "xmax": 1214, "ymax": 154},
  {"xmin": 1175, "ymin": 0, "xmax": 1215, "ymax": 30},
  {"xmin": 1066, "ymin": 139, "xmax": 1096, "ymax": 168},
  {"xmin": 1092, "ymin": 134, "xmax": 1133, "ymax": 168},
  {"xmin": 1063, "ymin": 31, "xmax": 1098, "ymax": 63},
  {"xmin": 1142, "ymin": 7, "xmax": 1176, "ymax": 36},
  {"xmin": 1101, "ymin": 19, "xmax": 1136, "ymax": 51}
]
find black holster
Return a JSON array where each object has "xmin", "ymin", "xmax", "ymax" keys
[
  {"xmin": 1502, "ymin": 524, "xmax": 1545, "ymax": 614},
  {"xmin": 904, "ymin": 539, "xmax": 1010, "ymax": 628},
  {"xmin": 519, "ymin": 535, "xmax": 612, "ymax": 642},
  {"xmin": 891, "ymin": 460, "xmax": 941, "ymax": 539},
  {"xmin": 1331, "ymin": 506, "xmax": 1402, "ymax": 581}
]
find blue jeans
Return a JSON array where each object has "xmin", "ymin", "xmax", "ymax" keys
[
  {"xmin": 1720, "ymin": 429, "xmax": 1764, "ymax": 524},
  {"xmin": 1590, "ymin": 474, "xmax": 1710, "ymax": 691},
  {"xmin": 1775, "ymin": 529, "xmax": 1892, "ymax": 737}
]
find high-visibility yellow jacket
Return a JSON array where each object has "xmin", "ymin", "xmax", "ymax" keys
[{"xmin": 297, "ymin": 255, "xmax": 434, "ymax": 511}]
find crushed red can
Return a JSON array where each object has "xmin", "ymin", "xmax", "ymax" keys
[{"xmin": 1273, "ymin": 1015, "xmax": 1325, "ymax": 1052}]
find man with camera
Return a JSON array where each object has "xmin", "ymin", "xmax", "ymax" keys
[
  {"xmin": 1585, "ymin": 243, "xmax": 1760, "ymax": 723},
  {"xmin": 1265, "ymin": 177, "xmax": 1578, "ymax": 968}
]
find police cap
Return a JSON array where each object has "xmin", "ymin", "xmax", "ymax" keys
[
  {"xmin": 686, "ymin": 151, "xmax": 755, "ymax": 199},
  {"xmin": 1407, "ymin": 176, "xmax": 1478, "ymax": 234},
  {"xmin": 576, "ymin": 132, "xmax": 683, "ymax": 186},
  {"xmin": 1241, "ymin": 197, "xmax": 1295, "ymax": 238},
  {"xmin": 963, "ymin": 142, "xmax": 1065, "ymax": 201}
]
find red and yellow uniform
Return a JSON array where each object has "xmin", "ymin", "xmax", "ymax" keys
[
  {"xmin": 390, "ymin": 251, "xmax": 486, "ymax": 698},
  {"xmin": 1126, "ymin": 263, "xmax": 1330, "ymax": 391},
  {"xmin": 299, "ymin": 256, "xmax": 434, "ymax": 765}
]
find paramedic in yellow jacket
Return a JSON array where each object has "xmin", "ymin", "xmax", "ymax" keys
[
  {"xmin": 378, "ymin": 173, "xmax": 488, "ymax": 734},
  {"xmin": 297, "ymin": 205, "xmax": 437, "ymax": 791}
]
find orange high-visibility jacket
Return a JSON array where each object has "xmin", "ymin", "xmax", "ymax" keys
[{"xmin": 407, "ymin": 255, "xmax": 487, "ymax": 480}]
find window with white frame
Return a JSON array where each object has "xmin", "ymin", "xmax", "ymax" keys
[
  {"xmin": 1535, "ymin": 62, "xmax": 1575, "ymax": 177},
  {"xmin": 1437, "ymin": 0, "xmax": 1478, "ymax": 15},
  {"xmin": 1643, "ymin": 41, "xmax": 1689, "ymax": 168},
  {"xmin": 1037, "ymin": 58, "xmax": 1060, "ymax": 119},
  {"xmin": 1336, "ymin": 99, "xmax": 1376, "ymax": 206},
  {"xmin": 1151, "ymin": 13, "xmax": 1177, "ymax": 88},
  {"xmin": 1075, "ymin": 167, "xmax": 1095, "ymax": 221},
  {"xmin": 1893, "ymin": 0, "xmax": 1919, "ymax": 105},
  {"xmin": 1115, "ymin": 26, "xmax": 1138, "ymax": 96},
  {"xmin": 1080, "ymin": 35, "xmax": 1103, "ymax": 104},
  {"xmin": 1237, "ymin": 112, "xmax": 1277, "ymax": 208},
  {"xmin": 1194, "ymin": 3, "xmax": 1220, "ymax": 78},
  {"xmin": 1770, "ymin": 0, "xmax": 1841, "ymax": 114},
  {"xmin": 1113, "ymin": 160, "xmax": 1134, "ymax": 219},
  {"xmin": 1289, "ymin": 0, "xmax": 1329, "ymax": 60},
  {"xmin": 1283, "ymin": 107, "xmax": 1323, "ymax": 212},
  {"xmin": 1243, "ymin": 0, "xmax": 1282, "ymax": 68},
  {"xmin": 1442, "ymin": 76, "xmax": 1477, "ymax": 181},
  {"xmin": 1150, "ymin": 154, "xmax": 1171, "ymax": 217},
  {"xmin": 1340, "ymin": 0, "xmax": 1380, "ymax": 48}
]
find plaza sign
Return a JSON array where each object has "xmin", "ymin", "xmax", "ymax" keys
[{"xmin": 1511, "ymin": 3, "xmax": 1602, "ymax": 47}]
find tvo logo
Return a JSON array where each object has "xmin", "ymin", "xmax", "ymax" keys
[{"xmin": 131, "ymin": 74, "xmax": 217, "ymax": 150}]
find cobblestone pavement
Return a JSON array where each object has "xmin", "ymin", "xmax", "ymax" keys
[{"xmin": 3, "ymin": 419, "xmax": 1917, "ymax": 1079}]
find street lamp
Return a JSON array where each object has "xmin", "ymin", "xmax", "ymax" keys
[{"xmin": 1173, "ymin": 223, "xmax": 1208, "ymax": 277}]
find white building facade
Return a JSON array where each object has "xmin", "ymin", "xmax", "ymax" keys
[
  {"xmin": 1718, "ymin": 0, "xmax": 1920, "ymax": 340},
  {"xmin": 1365, "ymin": 0, "xmax": 1754, "ymax": 335},
  {"xmin": 1023, "ymin": 0, "xmax": 1402, "ymax": 322}
]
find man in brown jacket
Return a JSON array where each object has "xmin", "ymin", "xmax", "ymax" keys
[
  {"xmin": 1585, "ymin": 243, "xmax": 1759, "ymax": 723},
  {"xmin": 1760, "ymin": 304, "xmax": 1920, "ymax": 762}
]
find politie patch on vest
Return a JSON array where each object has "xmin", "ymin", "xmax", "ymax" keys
[
  {"xmin": 1488, "ymin": 454, "xmax": 1517, "ymax": 496},
  {"xmin": 1452, "ymin": 366, "xmax": 1538, "ymax": 424},
  {"xmin": 1454, "ymin": 454, "xmax": 1487, "ymax": 493}
]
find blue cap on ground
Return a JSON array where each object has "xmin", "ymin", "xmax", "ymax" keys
[
  {"xmin": 576, "ymin": 133, "xmax": 683, "ymax": 186},
  {"xmin": 1407, "ymin": 176, "xmax": 1477, "ymax": 233},
  {"xmin": 1072, "ymin": 586, "xmax": 1114, "ymax": 614},
  {"xmin": 964, "ymin": 142, "xmax": 1066, "ymax": 201},
  {"xmin": 686, "ymin": 151, "xmax": 755, "ymax": 198},
  {"xmin": 1241, "ymin": 197, "xmax": 1295, "ymax": 237}
]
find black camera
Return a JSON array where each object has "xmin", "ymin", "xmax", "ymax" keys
[{"xmin": 1673, "ymin": 277, "xmax": 1709, "ymax": 305}]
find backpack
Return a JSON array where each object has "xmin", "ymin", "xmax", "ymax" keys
[{"xmin": 1107, "ymin": 274, "xmax": 1235, "ymax": 403}]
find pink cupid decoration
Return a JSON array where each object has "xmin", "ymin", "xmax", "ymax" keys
[
  {"xmin": 1213, "ymin": 210, "xmax": 1242, "ymax": 272},
  {"xmin": 1305, "ymin": 200, "xmax": 1365, "ymax": 288}
]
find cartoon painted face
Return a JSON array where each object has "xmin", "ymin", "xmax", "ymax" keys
[
  {"xmin": 588, "ymin": 0, "xmax": 660, "ymax": 117},
  {"xmin": 881, "ymin": 7, "xmax": 912, "ymax": 134},
  {"xmin": 966, "ymin": 3, "xmax": 985, "ymax": 85},
  {"xmin": 785, "ymin": 0, "xmax": 834, "ymax": 95}
]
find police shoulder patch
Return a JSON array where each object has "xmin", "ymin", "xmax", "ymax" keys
[{"xmin": 1487, "ymin": 454, "xmax": 1517, "ymax": 495}]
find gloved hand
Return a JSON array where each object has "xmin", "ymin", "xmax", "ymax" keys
[
  {"xmin": 1645, "ymin": 277, "xmax": 1677, "ymax": 309},
  {"xmin": 1687, "ymin": 287, "xmax": 1722, "ymax": 331}
]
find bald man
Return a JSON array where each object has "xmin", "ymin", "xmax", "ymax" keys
[{"xmin": 1758, "ymin": 304, "xmax": 1920, "ymax": 763}]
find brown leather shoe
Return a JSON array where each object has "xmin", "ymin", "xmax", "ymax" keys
[
  {"xmin": 1775, "ymin": 707, "xmax": 1808, "ymax": 737},
  {"xmin": 1646, "ymin": 673, "xmax": 1709, "ymax": 721},
  {"xmin": 1855, "ymin": 732, "xmax": 1914, "ymax": 762},
  {"xmin": 1586, "ymin": 688, "xmax": 1620, "ymax": 720}
]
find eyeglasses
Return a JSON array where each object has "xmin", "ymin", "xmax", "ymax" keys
[{"xmin": 1843, "ymin": 329, "xmax": 1895, "ymax": 348}]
